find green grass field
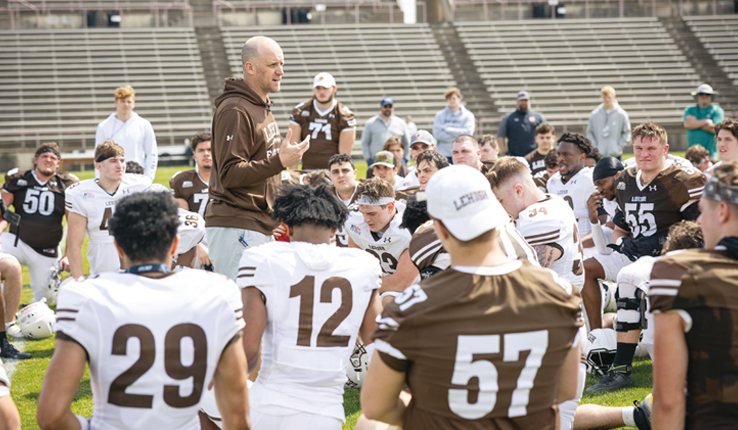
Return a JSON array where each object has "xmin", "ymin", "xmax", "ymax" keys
[{"xmin": 10, "ymin": 162, "xmax": 654, "ymax": 429}]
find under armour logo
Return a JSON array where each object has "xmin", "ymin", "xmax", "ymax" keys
[
  {"xmin": 649, "ymin": 185, "xmax": 657, "ymax": 192},
  {"xmin": 226, "ymin": 135, "xmax": 234, "ymax": 141}
]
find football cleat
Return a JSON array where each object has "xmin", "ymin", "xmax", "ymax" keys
[
  {"xmin": 633, "ymin": 393, "xmax": 652, "ymax": 430},
  {"xmin": 586, "ymin": 364, "xmax": 633, "ymax": 392},
  {"xmin": 0, "ymin": 337, "xmax": 31, "ymax": 360}
]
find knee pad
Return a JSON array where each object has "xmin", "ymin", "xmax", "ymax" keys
[{"xmin": 615, "ymin": 286, "xmax": 647, "ymax": 332}]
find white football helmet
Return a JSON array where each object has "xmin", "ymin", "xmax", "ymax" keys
[
  {"xmin": 583, "ymin": 328, "xmax": 617, "ymax": 376},
  {"xmin": 345, "ymin": 341, "xmax": 370, "ymax": 389},
  {"xmin": 600, "ymin": 281, "xmax": 617, "ymax": 313},
  {"xmin": 17, "ymin": 298, "xmax": 56, "ymax": 340}
]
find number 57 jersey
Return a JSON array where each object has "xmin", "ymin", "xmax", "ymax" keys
[
  {"xmin": 237, "ymin": 241, "xmax": 382, "ymax": 421},
  {"xmin": 54, "ymin": 270, "xmax": 244, "ymax": 430},
  {"xmin": 373, "ymin": 261, "xmax": 582, "ymax": 430}
]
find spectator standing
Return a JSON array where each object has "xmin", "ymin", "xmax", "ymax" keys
[
  {"xmin": 432, "ymin": 87, "xmax": 475, "ymax": 160},
  {"xmin": 205, "ymin": 36, "xmax": 309, "ymax": 281},
  {"xmin": 361, "ymin": 97, "xmax": 411, "ymax": 167},
  {"xmin": 684, "ymin": 84, "xmax": 724, "ymax": 160},
  {"xmin": 497, "ymin": 90, "xmax": 546, "ymax": 157},
  {"xmin": 95, "ymin": 85, "xmax": 158, "ymax": 182},
  {"xmin": 586, "ymin": 86, "xmax": 631, "ymax": 159},
  {"xmin": 288, "ymin": 72, "xmax": 356, "ymax": 170}
]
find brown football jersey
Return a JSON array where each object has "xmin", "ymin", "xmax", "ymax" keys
[
  {"xmin": 373, "ymin": 261, "xmax": 581, "ymax": 430},
  {"xmin": 169, "ymin": 169, "xmax": 209, "ymax": 217},
  {"xmin": 290, "ymin": 99, "xmax": 356, "ymax": 170},
  {"xmin": 525, "ymin": 150, "xmax": 547, "ymax": 177},
  {"xmin": 395, "ymin": 185, "xmax": 420, "ymax": 203},
  {"xmin": 3, "ymin": 168, "xmax": 78, "ymax": 255},
  {"xmin": 279, "ymin": 169, "xmax": 330, "ymax": 187},
  {"xmin": 615, "ymin": 164, "xmax": 705, "ymax": 240},
  {"xmin": 533, "ymin": 170, "xmax": 550, "ymax": 193},
  {"xmin": 649, "ymin": 248, "xmax": 738, "ymax": 429}
]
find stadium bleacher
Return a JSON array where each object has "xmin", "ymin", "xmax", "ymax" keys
[
  {"xmin": 221, "ymin": 23, "xmax": 457, "ymax": 134},
  {"xmin": 0, "ymin": 28, "xmax": 211, "ymax": 153},
  {"xmin": 456, "ymin": 17, "xmax": 700, "ymax": 131},
  {"xmin": 684, "ymin": 15, "xmax": 738, "ymax": 87}
]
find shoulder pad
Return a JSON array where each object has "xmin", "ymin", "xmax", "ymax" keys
[{"xmin": 6, "ymin": 168, "xmax": 18, "ymax": 177}]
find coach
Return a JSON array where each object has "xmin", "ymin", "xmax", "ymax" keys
[
  {"xmin": 205, "ymin": 36, "xmax": 308, "ymax": 280},
  {"xmin": 497, "ymin": 90, "xmax": 546, "ymax": 157}
]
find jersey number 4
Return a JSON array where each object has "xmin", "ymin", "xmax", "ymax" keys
[
  {"xmin": 448, "ymin": 331, "xmax": 548, "ymax": 419},
  {"xmin": 108, "ymin": 323, "xmax": 207, "ymax": 408},
  {"xmin": 624, "ymin": 203, "xmax": 656, "ymax": 237},
  {"xmin": 290, "ymin": 275, "xmax": 353, "ymax": 347}
]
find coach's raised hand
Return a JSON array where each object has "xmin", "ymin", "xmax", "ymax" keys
[{"xmin": 279, "ymin": 128, "xmax": 310, "ymax": 169}]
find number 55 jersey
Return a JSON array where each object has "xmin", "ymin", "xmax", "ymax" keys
[
  {"xmin": 54, "ymin": 269, "xmax": 244, "ymax": 430},
  {"xmin": 237, "ymin": 241, "xmax": 382, "ymax": 422},
  {"xmin": 373, "ymin": 261, "xmax": 582, "ymax": 430}
]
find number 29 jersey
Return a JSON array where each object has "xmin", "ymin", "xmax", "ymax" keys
[
  {"xmin": 54, "ymin": 270, "xmax": 244, "ymax": 430},
  {"xmin": 237, "ymin": 241, "xmax": 381, "ymax": 421},
  {"xmin": 373, "ymin": 261, "xmax": 581, "ymax": 430},
  {"xmin": 615, "ymin": 164, "xmax": 705, "ymax": 239}
]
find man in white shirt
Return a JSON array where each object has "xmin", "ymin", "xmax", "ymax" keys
[{"xmin": 95, "ymin": 85, "xmax": 158, "ymax": 182}]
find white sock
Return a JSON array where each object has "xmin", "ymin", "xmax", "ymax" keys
[{"xmin": 622, "ymin": 406, "xmax": 636, "ymax": 427}]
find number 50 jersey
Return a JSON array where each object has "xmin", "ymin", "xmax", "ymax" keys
[
  {"xmin": 54, "ymin": 270, "xmax": 244, "ymax": 430},
  {"xmin": 237, "ymin": 241, "xmax": 381, "ymax": 421}
]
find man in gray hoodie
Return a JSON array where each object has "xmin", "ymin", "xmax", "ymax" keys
[
  {"xmin": 586, "ymin": 86, "xmax": 631, "ymax": 159},
  {"xmin": 432, "ymin": 87, "xmax": 475, "ymax": 160}
]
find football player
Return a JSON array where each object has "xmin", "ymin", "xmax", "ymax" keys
[
  {"xmin": 478, "ymin": 134, "xmax": 499, "ymax": 163},
  {"xmin": 584, "ymin": 157, "xmax": 624, "ymax": 254},
  {"xmin": 525, "ymin": 123, "xmax": 557, "ymax": 176},
  {"xmin": 37, "ymin": 192, "xmax": 249, "ymax": 430},
  {"xmin": 451, "ymin": 134, "xmax": 494, "ymax": 173},
  {"xmin": 170, "ymin": 131, "xmax": 212, "ymax": 268},
  {"xmin": 0, "ymin": 256, "xmax": 27, "ymax": 359},
  {"xmin": 651, "ymin": 162, "xmax": 738, "ymax": 429},
  {"xmin": 547, "ymin": 132, "xmax": 596, "ymax": 237},
  {"xmin": 289, "ymin": 72, "xmax": 356, "ymax": 170},
  {"xmin": 581, "ymin": 122, "xmax": 705, "ymax": 331},
  {"xmin": 347, "ymin": 178, "xmax": 414, "ymax": 294},
  {"xmin": 361, "ymin": 165, "xmax": 582, "ymax": 429},
  {"xmin": 533, "ymin": 149, "xmax": 559, "ymax": 192},
  {"xmin": 327, "ymin": 154, "xmax": 360, "ymax": 247},
  {"xmin": 64, "ymin": 140, "xmax": 151, "ymax": 278},
  {"xmin": 371, "ymin": 151, "xmax": 404, "ymax": 190},
  {"xmin": 706, "ymin": 118, "xmax": 738, "ymax": 175},
  {"xmin": 0, "ymin": 143, "xmax": 78, "ymax": 306},
  {"xmin": 398, "ymin": 130, "xmax": 437, "ymax": 189},
  {"xmin": 232, "ymin": 184, "xmax": 382, "ymax": 430},
  {"xmin": 0, "ymin": 358, "xmax": 19, "ymax": 429}
]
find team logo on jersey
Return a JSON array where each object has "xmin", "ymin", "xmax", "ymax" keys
[
  {"xmin": 350, "ymin": 224, "xmax": 362, "ymax": 234},
  {"xmin": 16, "ymin": 179, "xmax": 27, "ymax": 186},
  {"xmin": 226, "ymin": 135, "xmax": 234, "ymax": 141},
  {"xmin": 49, "ymin": 181, "xmax": 57, "ymax": 187},
  {"xmin": 329, "ymin": 113, "xmax": 335, "ymax": 119},
  {"xmin": 301, "ymin": 111, "xmax": 310, "ymax": 117},
  {"xmin": 649, "ymin": 185, "xmax": 657, "ymax": 192},
  {"xmin": 383, "ymin": 236, "xmax": 393, "ymax": 243},
  {"xmin": 182, "ymin": 181, "xmax": 193, "ymax": 188},
  {"xmin": 83, "ymin": 192, "xmax": 95, "ymax": 200},
  {"xmin": 529, "ymin": 116, "xmax": 537, "ymax": 123},
  {"xmin": 617, "ymin": 182, "xmax": 626, "ymax": 190}
]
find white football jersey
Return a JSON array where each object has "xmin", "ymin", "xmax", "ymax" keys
[
  {"xmin": 346, "ymin": 200, "xmax": 411, "ymax": 275},
  {"xmin": 65, "ymin": 175, "xmax": 150, "ymax": 275},
  {"xmin": 547, "ymin": 167, "xmax": 596, "ymax": 236},
  {"xmin": 54, "ymin": 270, "xmax": 244, "ymax": 430},
  {"xmin": 176, "ymin": 208, "xmax": 205, "ymax": 256},
  {"xmin": 516, "ymin": 195, "xmax": 584, "ymax": 289},
  {"xmin": 237, "ymin": 241, "xmax": 381, "ymax": 421}
]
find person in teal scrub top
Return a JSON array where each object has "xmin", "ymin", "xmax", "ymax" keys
[{"xmin": 684, "ymin": 83, "xmax": 724, "ymax": 161}]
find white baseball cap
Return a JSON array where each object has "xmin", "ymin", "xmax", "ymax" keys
[
  {"xmin": 313, "ymin": 72, "xmax": 336, "ymax": 88},
  {"xmin": 424, "ymin": 165, "xmax": 508, "ymax": 241}
]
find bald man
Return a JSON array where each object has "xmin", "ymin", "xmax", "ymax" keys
[{"xmin": 206, "ymin": 36, "xmax": 310, "ymax": 280}]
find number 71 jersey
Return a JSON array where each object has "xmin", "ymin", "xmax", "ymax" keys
[
  {"xmin": 54, "ymin": 270, "xmax": 244, "ymax": 430},
  {"xmin": 237, "ymin": 241, "xmax": 381, "ymax": 421}
]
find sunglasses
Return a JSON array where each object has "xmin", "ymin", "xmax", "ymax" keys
[
  {"xmin": 382, "ymin": 104, "xmax": 393, "ymax": 108},
  {"xmin": 698, "ymin": 93, "xmax": 712, "ymax": 97}
]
